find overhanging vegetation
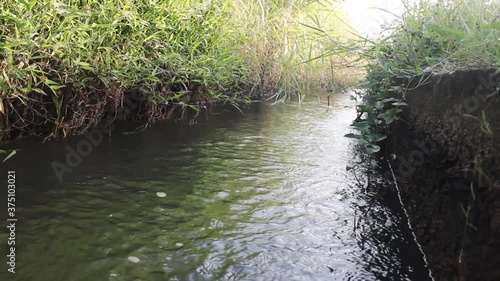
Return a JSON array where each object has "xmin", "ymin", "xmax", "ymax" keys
[{"xmin": 0, "ymin": 0, "xmax": 352, "ymax": 140}]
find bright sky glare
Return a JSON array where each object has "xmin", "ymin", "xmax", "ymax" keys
[{"xmin": 339, "ymin": 0, "xmax": 406, "ymax": 38}]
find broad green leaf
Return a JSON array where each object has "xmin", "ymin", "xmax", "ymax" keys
[
  {"xmin": 385, "ymin": 115, "xmax": 395, "ymax": 125},
  {"xmin": 374, "ymin": 101, "xmax": 385, "ymax": 109},
  {"xmin": 357, "ymin": 138, "xmax": 368, "ymax": 145},
  {"xmin": 357, "ymin": 104, "xmax": 373, "ymax": 113},
  {"xmin": 344, "ymin": 133, "xmax": 362, "ymax": 139},
  {"xmin": 366, "ymin": 145, "xmax": 381, "ymax": 155}
]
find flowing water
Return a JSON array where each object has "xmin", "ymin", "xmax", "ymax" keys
[{"xmin": 0, "ymin": 94, "xmax": 431, "ymax": 281}]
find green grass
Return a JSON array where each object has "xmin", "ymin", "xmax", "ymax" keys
[
  {"xmin": 228, "ymin": 0, "xmax": 356, "ymax": 100},
  {"xmin": 0, "ymin": 0, "xmax": 354, "ymax": 140},
  {"xmin": 341, "ymin": 0, "xmax": 500, "ymax": 166},
  {"xmin": 0, "ymin": 0, "xmax": 250, "ymax": 139},
  {"xmin": 365, "ymin": 0, "xmax": 499, "ymax": 92}
]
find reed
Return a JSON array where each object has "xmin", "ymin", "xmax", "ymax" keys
[{"xmin": 229, "ymin": 0, "xmax": 356, "ymax": 100}]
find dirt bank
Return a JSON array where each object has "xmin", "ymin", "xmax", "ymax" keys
[
  {"xmin": 0, "ymin": 84, "xmax": 260, "ymax": 143},
  {"xmin": 384, "ymin": 68, "xmax": 500, "ymax": 281}
]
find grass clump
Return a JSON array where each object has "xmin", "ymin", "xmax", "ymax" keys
[
  {"xmin": 229, "ymin": 0, "xmax": 358, "ymax": 100},
  {"xmin": 366, "ymin": 0, "xmax": 499, "ymax": 90},
  {"xmin": 345, "ymin": 0, "xmax": 500, "ymax": 165},
  {"xmin": 0, "ymin": 0, "xmax": 354, "ymax": 140},
  {"xmin": 0, "ymin": 0, "xmax": 249, "ymax": 140}
]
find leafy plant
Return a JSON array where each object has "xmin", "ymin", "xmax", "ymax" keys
[
  {"xmin": 0, "ymin": 0, "xmax": 354, "ymax": 140},
  {"xmin": 342, "ymin": 0, "xmax": 499, "ymax": 166},
  {"xmin": 345, "ymin": 91, "xmax": 407, "ymax": 167}
]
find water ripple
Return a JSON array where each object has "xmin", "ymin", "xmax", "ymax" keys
[{"xmin": 5, "ymin": 94, "xmax": 431, "ymax": 281}]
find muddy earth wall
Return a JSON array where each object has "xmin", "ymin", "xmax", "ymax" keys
[{"xmin": 385, "ymin": 68, "xmax": 500, "ymax": 281}]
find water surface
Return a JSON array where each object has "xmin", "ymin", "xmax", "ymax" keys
[{"xmin": 0, "ymin": 94, "xmax": 431, "ymax": 281}]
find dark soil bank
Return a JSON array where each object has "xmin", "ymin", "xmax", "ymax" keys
[{"xmin": 385, "ymin": 68, "xmax": 500, "ymax": 281}]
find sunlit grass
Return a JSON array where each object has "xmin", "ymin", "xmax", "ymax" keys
[
  {"xmin": 0, "ymin": 0, "xmax": 354, "ymax": 139},
  {"xmin": 0, "ymin": 0, "xmax": 251, "ymax": 138},
  {"xmin": 228, "ymin": 0, "xmax": 359, "ymax": 100},
  {"xmin": 365, "ymin": 0, "xmax": 500, "ymax": 88},
  {"xmin": 341, "ymin": 0, "xmax": 499, "ymax": 165}
]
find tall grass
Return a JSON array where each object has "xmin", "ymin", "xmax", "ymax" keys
[
  {"xmin": 0, "ymin": 0, "xmax": 354, "ymax": 140},
  {"xmin": 228, "ymin": 0, "xmax": 358, "ymax": 99},
  {"xmin": 365, "ymin": 0, "xmax": 500, "ymax": 92},
  {"xmin": 0, "ymin": 0, "xmax": 250, "ymax": 139},
  {"xmin": 343, "ymin": 0, "xmax": 500, "ymax": 165}
]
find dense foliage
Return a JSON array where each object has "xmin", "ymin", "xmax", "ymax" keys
[
  {"xmin": 0, "ymin": 0, "xmax": 350, "ymax": 140},
  {"xmin": 348, "ymin": 0, "xmax": 500, "ymax": 165}
]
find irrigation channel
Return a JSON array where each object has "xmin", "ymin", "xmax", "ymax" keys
[{"xmin": 1, "ymin": 93, "xmax": 432, "ymax": 281}]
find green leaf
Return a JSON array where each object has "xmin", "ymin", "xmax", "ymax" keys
[
  {"xmin": 392, "ymin": 101, "xmax": 407, "ymax": 106},
  {"xmin": 344, "ymin": 133, "xmax": 362, "ymax": 139},
  {"xmin": 366, "ymin": 133, "xmax": 387, "ymax": 142},
  {"xmin": 45, "ymin": 79, "xmax": 59, "ymax": 85},
  {"xmin": 381, "ymin": 98, "xmax": 398, "ymax": 103},
  {"xmin": 357, "ymin": 138, "xmax": 368, "ymax": 145},
  {"xmin": 1, "ymin": 41, "xmax": 26, "ymax": 48},
  {"xmin": 375, "ymin": 101, "xmax": 385, "ymax": 109},
  {"xmin": 385, "ymin": 108, "xmax": 397, "ymax": 116},
  {"xmin": 76, "ymin": 62, "xmax": 96, "ymax": 71},
  {"xmin": 29, "ymin": 0, "xmax": 37, "ymax": 10},
  {"xmin": 186, "ymin": 104, "xmax": 199, "ymax": 111},
  {"xmin": 50, "ymin": 85, "xmax": 66, "ymax": 91},
  {"xmin": 357, "ymin": 104, "xmax": 373, "ymax": 113},
  {"xmin": 384, "ymin": 114, "xmax": 395, "ymax": 125},
  {"xmin": 366, "ymin": 145, "xmax": 381, "ymax": 155},
  {"xmin": 483, "ymin": 21, "xmax": 500, "ymax": 30},
  {"xmin": 0, "ymin": 15, "xmax": 17, "ymax": 23},
  {"xmin": 426, "ymin": 23, "xmax": 465, "ymax": 39},
  {"xmin": 18, "ymin": 0, "xmax": 29, "ymax": 7},
  {"xmin": 352, "ymin": 124, "xmax": 370, "ymax": 133}
]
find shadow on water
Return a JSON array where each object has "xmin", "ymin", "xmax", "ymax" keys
[{"xmin": 0, "ymin": 93, "xmax": 431, "ymax": 281}]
